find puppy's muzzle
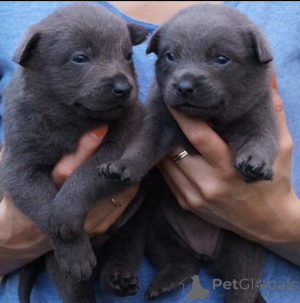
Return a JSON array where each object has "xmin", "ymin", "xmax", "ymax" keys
[
  {"xmin": 177, "ymin": 79, "xmax": 196, "ymax": 98},
  {"xmin": 176, "ymin": 73, "xmax": 208, "ymax": 98},
  {"xmin": 112, "ymin": 74, "xmax": 133, "ymax": 99}
]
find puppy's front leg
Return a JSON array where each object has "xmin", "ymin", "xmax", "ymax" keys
[
  {"xmin": 223, "ymin": 102, "xmax": 278, "ymax": 183},
  {"xmin": 233, "ymin": 136, "xmax": 277, "ymax": 183},
  {"xmin": 1, "ymin": 160, "xmax": 57, "ymax": 234},
  {"xmin": 100, "ymin": 121, "xmax": 178, "ymax": 184},
  {"xmin": 99, "ymin": 82, "xmax": 181, "ymax": 184},
  {"xmin": 49, "ymin": 145, "xmax": 131, "ymax": 281}
]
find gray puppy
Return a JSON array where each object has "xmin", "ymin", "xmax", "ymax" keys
[
  {"xmin": 1, "ymin": 2, "xmax": 149, "ymax": 302},
  {"xmin": 100, "ymin": 3, "xmax": 277, "ymax": 303}
]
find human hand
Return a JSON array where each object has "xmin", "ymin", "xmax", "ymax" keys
[
  {"xmin": 51, "ymin": 127, "xmax": 138, "ymax": 237},
  {"xmin": 158, "ymin": 89, "xmax": 300, "ymax": 246}
]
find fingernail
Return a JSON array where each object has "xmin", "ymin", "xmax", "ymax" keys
[
  {"xmin": 272, "ymin": 74, "xmax": 277, "ymax": 89},
  {"xmin": 91, "ymin": 126, "xmax": 107, "ymax": 138}
]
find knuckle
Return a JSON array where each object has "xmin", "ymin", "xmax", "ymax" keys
[
  {"xmin": 201, "ymin": 182, "xmax": 221, "ymax": 202},
  {"xmin": 221, "ymin": 166, "xmax": 238, "ymax": 183},
  {"xmin": 285, "ymin": 137, "xmax": 294, "ymax": 153},
  {"xmin": 55, "ymin": 164, "xmax": 73, "ymax": 180},
  {"xmin": 280, "ymin": 135, "xmax": 294, "ymax": 155},
  {"xmin": 184, "ymin": 192, "xmax": 204, "ymax": 210},
  {"xmin": 188, "ymin": 128, "xmax": 205, "ymax": 147}
]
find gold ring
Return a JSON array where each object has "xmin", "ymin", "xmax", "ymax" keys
[
  {"xmin": 111, "ymin": 198, "xmax": 122, "ymax": 207},
  {"xmin": 172, "ymin": 150, "xmax": 189, "ymax": 166}
]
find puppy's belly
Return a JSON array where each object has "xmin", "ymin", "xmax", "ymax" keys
[{"xmin": 160, "ymin": 200, "xmax": 224, "ymax": 260}]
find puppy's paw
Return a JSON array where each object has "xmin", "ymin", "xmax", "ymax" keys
[
  {"xmin": 145, "ymin": 275, "xmax": 180, "ymax": 300},
  {"xmin": 234, "ymin": 153, "xmax": 274, "ymax": 183},
  {"xmin": 50, "ymin": 216, "xmax": 82, "ymax": 241},
  {"xmin": 101, "ymin": 264, "xmax": 139, "ymax": 297},
  {"xmin": 99, "ymin": 160, "xmax": 139, "ymax": 183},
  {"xmin": 55, "ymin": 236, "xmax": 97, "ymax": 282}
]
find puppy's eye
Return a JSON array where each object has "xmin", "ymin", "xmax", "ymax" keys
[
  {"xmin": 126, "ymin": 52, "xmax": 133, "ymax": 61},
  {"xmin": 165, "ymin": 53, "xmax": 175, "ymax": 62},
  {"xmin": 214, "ymin": 55, "xmax": 230, "ymax": 65},
  {"xmin": 72, "ymin": 55, "xmax": 89, "ymax": 64}
]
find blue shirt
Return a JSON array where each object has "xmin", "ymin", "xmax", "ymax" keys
[{"xmin": 0, "ymin": 1, "xmax": 300, "ymax": 302}]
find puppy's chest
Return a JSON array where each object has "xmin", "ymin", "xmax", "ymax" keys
[{"xmin": 21, "ymin": 117, "xmax": 100, "ymax": 166}]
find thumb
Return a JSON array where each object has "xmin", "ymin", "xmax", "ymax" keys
[
  {"xmin": 52, "ymin": 126, "xmax": 108, "ymax": 187},
  {"xmin": 168, "ymin": 107, "xmax": 231, "ymax": 166}
]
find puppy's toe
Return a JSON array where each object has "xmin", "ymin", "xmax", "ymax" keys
[
  {"xmin": 145, "ymin": 277, "xmax": 178, "ymax": 300},
  {"xmin": 98, "ymin": 162, "xmax": 114, "ymax": 177},
  {"xmin": 50, "ymin": 217, "xmax": 81, "ymax": 241},
  {"xmin": 107, "ymin": 269, "xmax": 139, "ymax": 296},
  {"xmin": 262, "ymin": 167, "xmax": 274, "ymax": 181},
  {"xmin": 234, "ymin": 153, "xmax": 273, "ymax": 183},
  {"xmin": 99, "ymin": 161, "xmax": 132, "ymax": 183},
  {"xmin": 55, "ymin": 236, "xmax": 96, "ymax": 282},
  {"xmin": 68, "ymin": 249, "xmax": 96, "ymax": 282}
]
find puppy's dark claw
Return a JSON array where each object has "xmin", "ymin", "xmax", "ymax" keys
[
  {"xmin": 99, "ymin": 161, "xmax": 133, "ymax": 183},
  {"xmin": 234, "ymin": 153, "xmax": 274, "ymax": 183}
]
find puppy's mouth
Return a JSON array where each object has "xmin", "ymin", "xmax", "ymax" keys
[
  {"xmin": 174, "ymin": 102, "xmax": 220, "ymax": 110},
  {"xmin": 170, "ymin": 100, "xmax": 224, "ymax": 118},
  {"xmin": 170, "ymin": 99, "xmax": 223, "ymax": 110},
  {"xmin": 72, "ymin": 101, "xmax": 127, "ymax": 120},
  {"xmin": 73, "ymin": 102, "xmax": 123, "ymax": 113}
]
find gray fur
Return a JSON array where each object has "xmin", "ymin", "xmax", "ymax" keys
[
  {"xmin": 100, "ymin": 4, "xmax": 276, "ymax": 302},
  {"xmin": 100, "ymin": 3, "xmax": 277, "ymax": 183},
  {"xmin": 1, "ymin": 1, "xmax": 148, "ymax": 294}
]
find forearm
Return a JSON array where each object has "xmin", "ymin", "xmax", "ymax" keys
[
  {"xmin": 0, "ymin": 237, "xmax": 51, "ymax": 277},
  {"xmin": 0, "ymin": 198, "xmax": 52, "ymax": 276},
  {"xmin": 262, "ymin": 192, "xmax": 300, "ymax": 266},
  {"xmin": 265, "ymin": 241, "xmax": 300, "ymax": 267}
]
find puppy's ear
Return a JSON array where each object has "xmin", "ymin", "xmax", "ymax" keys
[
  {"xmin": 12, "ymin": 29, "xmax": 41, "ymax": 66},
  {"xmin": 127, "ymin": 23, "xmax": 148, "ymax": 46},
  {"xmin": 146, "ymin": 28, "xmax": 161, "ymax": 55},
  {"xmin": 249, "ymin": 25, "xmax": 273, "ymax": 64}
]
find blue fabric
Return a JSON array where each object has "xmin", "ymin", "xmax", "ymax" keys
[{"xmin": 0, "ymin": 1, "xmax": 300, "ymax": 302}]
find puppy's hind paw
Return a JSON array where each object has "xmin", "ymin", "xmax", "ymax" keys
[
  {"xmin": 98, "ymin": 161, "xmax": 134, "ymax": 183},
  {"xmin": 101, "ymin": 262, "xmax": 139, "ymax": 297},
  {"xmin": 107, "ymin": 269, "xmax": 139, "ymax": 297},
  {"xmin": 145, "ymin": 277, "xmax": 178, "ymax": 300},
  {"xmin": 55, "ymin": 236, "xmax": 97, "ymax": 282}
]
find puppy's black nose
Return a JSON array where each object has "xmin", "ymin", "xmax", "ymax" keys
[
  {"xmin": 177, "ymin": 80, "xmax": 195, "ymax": 97},
  {"xmin": 112, "ymin": 81, "xmax": 132, "ymax": 99}
]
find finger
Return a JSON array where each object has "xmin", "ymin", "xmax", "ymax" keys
[
  {"xmin": 158, "ymin": 158, "xmax": 192, "ymax": 211},
  {"xmin": 85, "ymin": 185, "xmax": 139, "ymax": 235},
  {"xmin": 272, "ymin": 89, "xmax": 293, "ymax": 149},
  {"xmin": 168, "ymin": 107, "xmax": 231, "ymax": 167},
  {"xmin": 102, "ymin": 185, "xmax": 139, "ymax": 227},
  {"xmin": 158, "ymin": 158, "xmax": 236, "ymax": 231},
  {"xmin": 52, "ymin": 126, "xmax": 107, "ymax": 187},
  {"xmin": 158, "ymin": 156, "xmax": 206, "ymax": 211},
  {"xmin": 166, "ymin": 144, "xmax": 237, "ymax": 202}
]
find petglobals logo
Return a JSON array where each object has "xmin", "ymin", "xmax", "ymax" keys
[
  {"xmin": 180, "ymin": 274, "xmax": 210, "ymax": 301},
  {"xmin": 180, "ymin": 275, "xmax": 299, "ymax": 301},
  {"xmin": 213, "ymin": 278, "xmax": 298, "ymax": 291}
]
